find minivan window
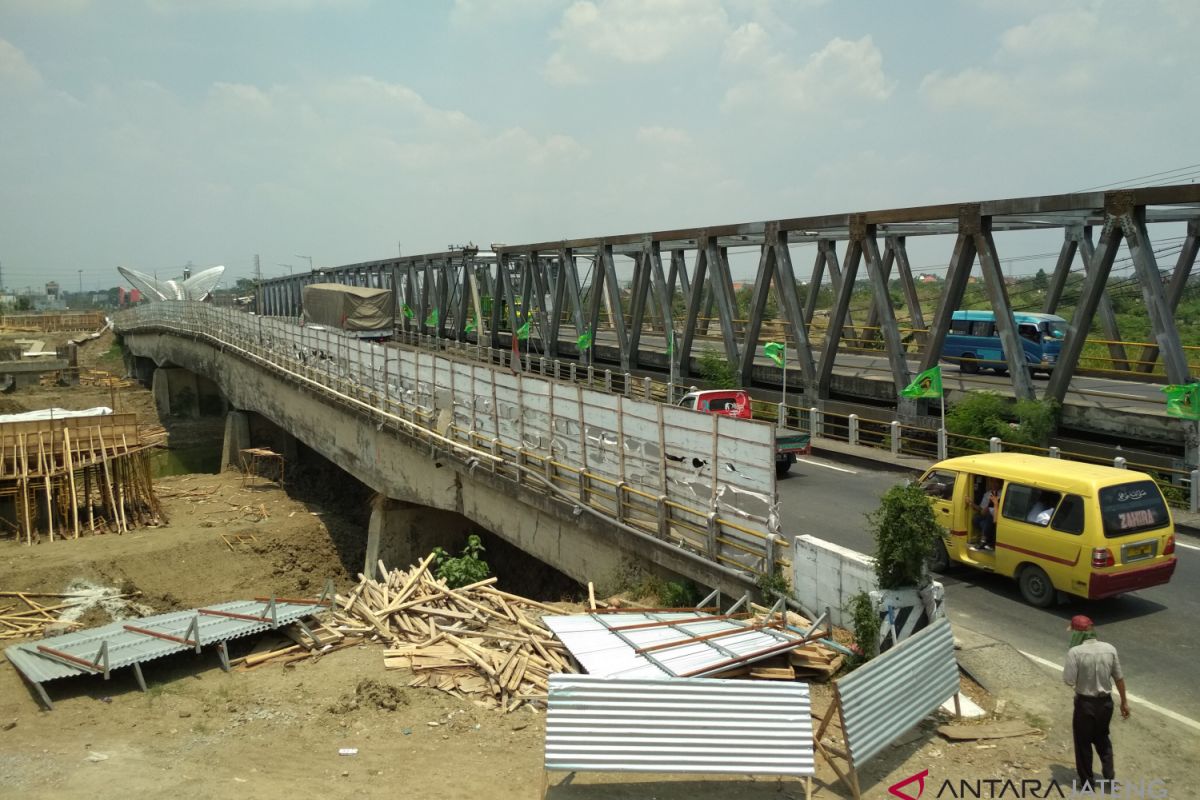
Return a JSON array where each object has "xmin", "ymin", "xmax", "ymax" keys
[
  {"xmin": 1099, "ymin": 480, "xmax": 1169, "ymax": 538},
  {"xmin": 921, "ymin": 470, "xmax": 957, "ymax": 500},
  {"xmin": 969, "ymin": 321, "xmax": 994, "ymax": 337},
  {"xmin": 1001, "ymin": 483, "xmax": 1061, "ymax": 526},
  {"xmin": 1051, "ymin": 494, "xmax": 1085, "ymax": 535},
  {"xmin": 950, "ymin": 319, "xmax": 970, "ymax": 334}
]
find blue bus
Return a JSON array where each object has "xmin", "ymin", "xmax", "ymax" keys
[{"xmin": 941, "ymin": 310, "xmax": 1068, "ymax": 374}]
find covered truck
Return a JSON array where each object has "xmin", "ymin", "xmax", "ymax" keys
[
  {"xmin": 301, "ymin": 283, "xmax": 394, "ymax": 339},
  {"xmin": 677, "ymin": 389, "xmax": 811, "ymax": 477}
]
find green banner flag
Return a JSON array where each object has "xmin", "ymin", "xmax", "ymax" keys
[
  {"xmin": 900, "ymin": 365, "xmax": 943, "ymax": 399},
  {"xmin": 425, "ymin": 309, "xmax": 439, "ymax": 327},
  {"xmin": 1162, "ymin": 382, "xmax": 1200, "ymax": 420},
  {"xmin": 577, "ymin": 329, "xmax": 593, "ymax": 350},
  {"xmin": 401, "ymin": 304, "xmax": 414, "ymax": 320},
  {"xmin": 666, "ymin": 332, "xmax": 674, "ymax": 356},
  {"xmin": 516, "ymin": 319, "xmax": 531, "ymax": 340},
  {"xmin": 465, "ymin": 318, "xmax": 477, "ymax": 333},
  {"xmin": 763, "ymin": 341, "xmax": 785, "ymax": 367}
]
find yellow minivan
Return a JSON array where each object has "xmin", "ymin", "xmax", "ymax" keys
[{"xmin": 918, "ymin": 453, "xmax": 1178, "ymax": 607}]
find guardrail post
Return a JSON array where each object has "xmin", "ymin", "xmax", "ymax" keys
[
  {"xmin": 537, "ymin": 356, "xmax": 546, "ymax": 375},
  {"xmin": 777, "ymin": 403, "xmax": 787, "ymax": 428},
  {"xmin": 808, "ymin": 407, "xmax": 820, "ymax": 439},
  {"xmin": 614, "ymin": 481, "xmax": 628, "ymax": 523},
  {"xmin": 578, "ymin": 471, "xmax": 590, "ymax": 505},
  {"xmin": 490, "ymin": 439, "xmax": 501, "ymax": 475},
  {"xmin": 1113, "ymin": 456, "xmax": 1127, "ymax": 469},
  {"xmin": 848, "ymin": 414, "xmax": 859, "ymax": 447},
  {"xmin": 1049, "ymin": 446, "xmax": 1061, "ymax": 459},
  {"xmin": 890, "ymin": 421, "xmax": 901, "ymax": 455},
  {"xmin": 1191, "ymin": 469, "xmax": 1199, "ymax": 514},
  {"xmin": 989, "ymin": 436, "xmax": 1002, "ymax": 453},
  {"xmin": 938, "ymin": 427, "xmax": 948, "ymax": 460},
  {"xmin": 705, "ymin": 512, "xmax": 720, "ymax": 559},
  {"xmin": 587, "ymin": 366, "xmax": 595, "ymax": 387},
  {"xmin": 569, "ymin": 363, "xmax": 577, "ymax": 384},
  {"xmin": 553, "ymin": 359, "xmax": 562, "ymax": 380},
  {"xmin": 764, "ymin": 533, "xmax": 780, "ymax": 576},
  {"xmin": 623, "ymin": 372, "xmax": 632, "ymax": 397},
  {"xmin": 656, "ymin": 495, "xmax": 670, "ymax": 539},
  {"xmin": 604, "ymin": 369, "xmax": 612, "ymax": 393},
  {"xmin": 643, "ymin": 376, "xmax": 652, "ymax": 400},
  {"xmin": 667, "ymin": 382, "xmax": 676, "ymax": 405}
]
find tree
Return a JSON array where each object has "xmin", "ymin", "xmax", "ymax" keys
[{"xmin": 867, "ymin": 483, "xmax": 943, "ymax": 590}]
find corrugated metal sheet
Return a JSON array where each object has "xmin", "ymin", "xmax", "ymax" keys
[
  {"xmin": 546, "ymin": 675, "xmax": 814, "ymax": 776},
  {"xmin": 544, "ymin": 612, "xmax": 804, "ymax": 679},
  {"xmin": 836, "ymin": 617, "xmax": 959, "ymax": 765},
  {"xmin": 5, "ymin": 599, "xmax": 325, "ymax": 685}
]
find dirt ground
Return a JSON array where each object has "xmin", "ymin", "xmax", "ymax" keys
[{"xmin": 0, "ymin": 326, "xmax": 1164, "ymax": 799}]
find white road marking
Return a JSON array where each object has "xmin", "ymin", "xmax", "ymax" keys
[
  {"xmin": 797, "ymin": 458, "xmax": 857, "ymax": 474},
  {"xmin": 1018, "ymin": 650, "xmax": 1200, "ymax": 733},
  {"xmin": 1173, "ymin": 540, "xmax": 1200, "ymax": 552}
]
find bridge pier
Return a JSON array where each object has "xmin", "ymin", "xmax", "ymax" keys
[{"xmin": 220, "ymin": 410, "xmax": 251, "ymax": 470}]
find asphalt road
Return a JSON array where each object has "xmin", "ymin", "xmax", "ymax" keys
[{"xmin": 776, "ymin": 453, "xmax": 1200, "ymax": 724}]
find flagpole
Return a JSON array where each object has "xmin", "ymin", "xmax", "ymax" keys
[
  {"xmin": 668, "ymin": 330, "xmax": 676, "ymax": 403},
  {"xmin": 781, "ymin": 344, "xmax": 788, "ymax": 426}
]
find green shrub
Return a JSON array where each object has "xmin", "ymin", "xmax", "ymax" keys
[
  {"xmin": 868, "ymin": 483, "xmax": 943, "ymax": 590},
  {"xmin": 698, "ymin": 347, "xmax": 738, "ymax": 389},
  {"xmin": 846, "ymin": 591, "xmax": 880, "ymax": 666},
  {"xmin": 431, "ymin": 534, "xmax": 490, "ymax": 588},
  {"xmin": 946, "ymin": 391, "xmax": 1058, "ymax": 452},
  {"xmin": 756, "ymin": 569, "xmax": 791, "ymax": 602},
  {"xmin": 660, "ymin": 580, "xmax": 700, "ymax": 608}
]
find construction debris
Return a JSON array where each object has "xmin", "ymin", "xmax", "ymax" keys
[
  {"xmin": 0, "ymin": 590, "xmax": 142, "ymax": 641},
  {"xmin": 333, "ymin": 555, "xmax": 576, "ymax": 713}
]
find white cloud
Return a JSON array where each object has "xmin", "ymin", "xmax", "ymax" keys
[
  {"xmin": 451, "ymin": 0, "xmax": 564, "ymax": 26},
  {"xmin": 544, "ymin": 0, "xmax": 729, "ymax": 83},
  {"xmin": 636, "ymin": 125, "xmax": 691, "ymax": 146},
  {"xmin": 0, "ymin": 39, "xmax": 44, "ymax": 92},
  {"xmin": 1000, "ymin": 8, "xmax": 1099, "ymax": 53},
  {"xmin": 722, "ymin": 33, "xmax": 893, "ymax": 113}
]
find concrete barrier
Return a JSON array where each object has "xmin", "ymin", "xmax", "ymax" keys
[{"xmin": 792, "ymin": 534, "xmax": 877, "ymax": 628}]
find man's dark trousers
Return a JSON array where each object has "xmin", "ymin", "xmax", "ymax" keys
[{"xmin": 1073, "ymin": 694, "xmax": 1115, "ymax": 787}]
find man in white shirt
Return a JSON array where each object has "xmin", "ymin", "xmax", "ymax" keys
[{"xmin": 1062, "ymin": 615, "xmax": 1129, "ymax": 791}]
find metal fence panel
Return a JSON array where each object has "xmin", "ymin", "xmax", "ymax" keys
[
  {"xmin": 836, "ymin": 617, "xmax": 959, "ymax": 766},
  {"xmin": 546, "ymin": 675, "xmax": 814, "ymax": 776}
]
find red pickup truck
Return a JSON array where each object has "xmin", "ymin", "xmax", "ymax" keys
[{"xmin": 677, "ymin": 389, "xmax": 812, "ymax": 477}]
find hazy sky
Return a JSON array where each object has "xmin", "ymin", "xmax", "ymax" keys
[{"xmin": 1, "ymin": 0, "xmax": 1197, "ymax": 291}]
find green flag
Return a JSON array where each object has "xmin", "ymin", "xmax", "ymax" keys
[
  {"xmin": 425, "ymin": 309, "xmax": 439, "ymax": 327},
  {"xmin": 1162, "ymin": 382, "xmax": 1200, "ymax": 420},
  {"xmin": 763, "ymin": 341, "xmax": 785, "ymax": 368},
  {"xmin": 401, "ymin": 304, "xmax": 414, "ymax": 320},
  {"xmin": 516, "ymin": 319, "xmax": 531, "ymax": 340},
  {"xmin": 900, "ymin": 365, "xmax": 943, "ymax": 399},
  {"xmin": 577, "ymin": 329, "xmax": 593, "ymax": 350},
  {"xmin": 465, "ymin": 318, "xmax": 477, "ymax": 333}
]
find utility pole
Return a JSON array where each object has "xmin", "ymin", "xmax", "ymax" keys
[
  {"xmin": 254, "ymin": 254, "xmax": 262, "ymax": 283},
  {"xmin": 78, "ymin": 269, "xmax": 83, "ymax": 294}
]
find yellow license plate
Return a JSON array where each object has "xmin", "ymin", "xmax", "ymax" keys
[{"xmin": 1125, "ymin": 544, "xmax": 1152, "ymax": 561}]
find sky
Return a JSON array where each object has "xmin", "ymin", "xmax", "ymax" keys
[{"xmin": 1, "ymin": 0, "xmax": 1198, "ymax": 293}]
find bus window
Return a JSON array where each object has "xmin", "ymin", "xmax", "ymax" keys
[
  {"xmin": 950, "ymin": 318, "xmax": 970, "ymax": 334},
  {"xmin": 1019, "ymin": 324, "xmax": 1041, "ymax": 343}
]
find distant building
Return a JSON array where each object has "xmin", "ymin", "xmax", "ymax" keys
[{"xmin": 45, "ymin": 281, "xmax": 60, "ymax": 297}]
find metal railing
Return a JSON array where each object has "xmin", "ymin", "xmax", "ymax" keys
[{"xmin": 115, "ymin": 305, "xmax": 789, "ymax": 582}]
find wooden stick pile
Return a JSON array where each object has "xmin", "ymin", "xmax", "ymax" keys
[
  {"xmin": 0, "ymin": 590, "xmax": 140, "ymax": 641},
  {"xmin": 332, "ymin": 555, "xmax": 576, "ymax": 713}
]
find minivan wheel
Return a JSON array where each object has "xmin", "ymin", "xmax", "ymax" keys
[
  {"xmin": 928, "ymin": 539, "xmax": 951, "ymax": 573},
  {"xmin": 1018, "ymin": 565, "xmax": 1056, "ymax": 608},
  {"xmin": 961, "ymin": 356, "xmax": 980, "ymax": 375}
]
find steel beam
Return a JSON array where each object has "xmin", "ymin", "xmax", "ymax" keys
[
  {"xmin": 1123, "ymin": 207, "xmax": 1191, "ymax": 384},
  {"xmin": 1137, "ymin": 219, "xmax": 1199, "ymax": 373},
  {"xmin": 1077, "ymin": 229, "xmax": 1129, "ymax": 369},
  {"xmin": 705, "ymin": 237, "xmax": 742, "ymax": 369},
  {"xmin": 974, "ymin": 218, "xmax": 1036, "ymax": 400},
  {"xmin": 919, "ymin": 221, "xmax": 979, "ymax": 374},
  {"xmin": 597, "ymin": 245, "xmax": 631, "ymax": 370},
  {"xmin": 861, "ymin": 223, "xmax": 912, "ymax": 395},
  {"xmin": 816, "ymin": 237, "xmax": 863, "ymax": 399},
  {"xmin": 679, "ymin": 245, "xmax": 709, "ymax": 379},
  {"xmin": 890, "ymin": 236, "xmax": 925, "ymax": 338}
]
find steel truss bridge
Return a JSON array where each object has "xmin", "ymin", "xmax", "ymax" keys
[{"xmin": 256, "ymin": 185, "xmax": 1200, "ymax": 455}]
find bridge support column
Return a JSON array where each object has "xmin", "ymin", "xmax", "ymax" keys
[
  {"xmin": 364, "ymin": 498, "xmax": 422, "ymax": 579},
  {"xmin": 151, "ymin": 368, "xmax": 200, "ymax": 418},
  {"xmin": 220, "ymin": 410, "xmax": 251, "ymax": 470}
]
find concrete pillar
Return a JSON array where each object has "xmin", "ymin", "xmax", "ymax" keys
[
  {"xmin": 151, "ymin": 368, "xmax": 200, "ymax": 418},
  {"xmin": 220, "ymin": 410, "xmax": 251, "ymax": 471},
  {"xmin": 364, "ymin": 498, "xmax": 420, "ymax": 579}
]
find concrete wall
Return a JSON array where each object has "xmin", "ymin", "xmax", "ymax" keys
[
  {"xmin": 124, "ymin": 332, "xmax": 751, "ymax": 598},
  {"xmin": 792, "ymin": 534, "xmax": 878, "ymax": 628}
]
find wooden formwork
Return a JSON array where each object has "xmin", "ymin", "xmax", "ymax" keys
[{"xmin": 0, "ymin": 413, "xmax": 166, "ymax": 544}]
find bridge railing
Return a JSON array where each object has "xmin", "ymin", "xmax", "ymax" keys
[{"xmin": 116, "ymin": 304, "xmax": 790, "ymax": 585}]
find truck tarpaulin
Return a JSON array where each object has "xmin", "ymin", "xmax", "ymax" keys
[{"xmin": 301, "ymin": 283, "xmax": 394, "ymax": 334}]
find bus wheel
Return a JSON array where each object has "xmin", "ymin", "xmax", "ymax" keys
[
  {"xmin": 1018, "ymin": 565, "xmax": 1056, "ymax": 608},
  {"xmin": 928, "ymin": 539, "xmax": 951, "ymax": 573},
  {"xmin": 961, "ymin": 356, "xmax": 979, "ymax": 374},
  {"xmin": 994, "ymin": 367, "xmax": 1008, "ymax": 376}
]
